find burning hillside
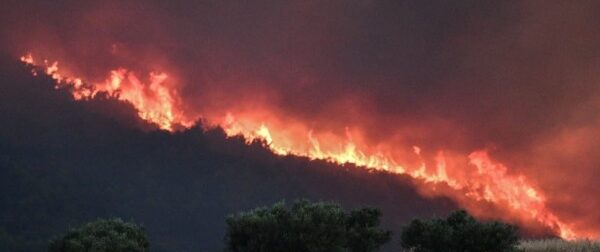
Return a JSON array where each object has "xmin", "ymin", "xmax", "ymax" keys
[
  {"xmin": 18, "ymin": 53, "xmax": 583, "ymax": 239},
  {"xmin": 3, "ymin": 0, "xmax": 600, "ymax": 244}
]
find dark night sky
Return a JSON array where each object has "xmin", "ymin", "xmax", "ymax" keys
[{"xmin": 1, "ymin": 0, "xmax": 600, "ymax": 239}]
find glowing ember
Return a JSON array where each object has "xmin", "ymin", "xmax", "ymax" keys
[{"xmin": 19, "ymin": 53, "xmax": 584, "ymax": 240}]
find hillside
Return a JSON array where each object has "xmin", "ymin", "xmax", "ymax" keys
[{"xmin": 0, "ymin": 56, "xmax": 455, "ymax": 251}]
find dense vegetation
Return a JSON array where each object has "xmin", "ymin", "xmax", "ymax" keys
[
  {"xmin": 225, "ymin": 200, "xmax": 391, "ymax": 252},
  {"xmin": 49, "ymin": 219, "xmax": 148, "ymax": 252},
  {"xmin": 40, "ymin": 207, "xmax": 598, "ymax": 252},
  {"xmin": 400, "ymin": 210, "xmax": 519, "ymax": 252}
]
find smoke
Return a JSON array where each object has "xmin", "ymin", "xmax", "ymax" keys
[{"xmin": 2, "ymin": 0, "xmax": 600, "ymax": 237}]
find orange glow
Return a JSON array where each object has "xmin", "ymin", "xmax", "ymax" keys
[
  {"xmin": 20, "ymin": 54, "xmax": 34, "ymax": 64},
  {"xmin": 20, "ymin": 55, "xmax": 193, "ymax": 131},
  {"xmin": 221, "ymin": 112, "xmax": 579, "ymax": 239},
  {"xmin": 19, "ymin": 53, "xmax": 588, "ymax": 240}
]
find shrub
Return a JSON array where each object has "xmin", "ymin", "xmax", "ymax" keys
[
  {"xmin": 400, "ymin": 210, "xmax": 518, "ymax": 252},
  {"xmin": 48, "ymin": 218, "xmax": 149, "ymax": 252},
  {"xmin": 518, "ymin": 239, "xmax": 600, "ymax": 252},
  {"xmin": 225, "ymin": 200, "xmax": 391, "ymax": 252}
]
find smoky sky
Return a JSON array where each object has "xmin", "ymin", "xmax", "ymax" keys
[{"xmin": 2, "ymin": 0, "xmax": 600, "ymax": 235}]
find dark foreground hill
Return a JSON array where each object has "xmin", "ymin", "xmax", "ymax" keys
[{"xmin": 0, "ymin": 55, "xmax": 455, "ymax": 251}]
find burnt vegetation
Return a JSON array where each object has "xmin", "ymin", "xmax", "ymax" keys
[{"xmin": 0, "ymin": 56, "xmax": 454, "ymax": 251}]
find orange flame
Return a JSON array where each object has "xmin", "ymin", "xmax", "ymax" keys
[
  {"xmin": 20, "ymin": 54, "xmax": 193, "ymax": 131},
  {"xmin": 19, "ymin": 53, "xmax": 585, "ymax": 240}
]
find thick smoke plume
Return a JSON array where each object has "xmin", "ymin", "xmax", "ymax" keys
[{"xmin": 2, "ymin": 0, "xmax": 600, "ymax": 238}]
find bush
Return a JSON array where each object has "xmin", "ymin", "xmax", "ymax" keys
[
  {"xmin": 225, "ymin": 200, "xmax": 391, "ymax": 252},
  {"xmin": 400, "ymin": 210, "xmax": 518, "ymax": 252},
  {"xmin": 518, "ymin": 239, "xmax": 600, "ymax": 252},
  {"xmin": 48, "ymin": 218, "xmax": 149, "ymax": 252}
]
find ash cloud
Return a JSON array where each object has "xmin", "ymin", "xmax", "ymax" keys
[{"xmin": 2, "ymin": 0, "xmax": 600, "ymax": 237}]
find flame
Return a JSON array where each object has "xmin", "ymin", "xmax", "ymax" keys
[
  {"xmin": 19, "ymin": 54, "xmax": 193, "ymax": 131},
  {"xmin": 19, "ymin": 53, "xmax": 588, "ymax": 240},
  {"xmin": 221, "ymin": 113, "xmax": 578, "ymax": 239}
]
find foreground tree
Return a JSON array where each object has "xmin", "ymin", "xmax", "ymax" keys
[
  {"xmin": 225, "ymin": 200, "xmax": 391, "ymax": 252},
  {"xmin": 400, "ymin": 210, "xmax": 519, "ymax": 252},
  {"xmin": 49, "ymin": 218, "xmax": 149, "ymax": 252}
]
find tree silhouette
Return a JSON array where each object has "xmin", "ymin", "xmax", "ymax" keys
[
  {"xmin": 48, "ymin": 218, "xmax": 149, "ymax": 252},
  {"xmin": 400, "ymin": 210, "xmax": 519, "ymax": 252},
  {"xmin": 225, "ymin": 200, "xmax": 391, "ymax": 252}
]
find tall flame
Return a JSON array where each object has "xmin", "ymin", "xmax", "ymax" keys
[
  {"xmin": 20, "ymin": 54, "xmax": 193, "ymax": 131},
  {"xmin": 20, "ymin": 53, "xmax": 586, "ymax": 240}
]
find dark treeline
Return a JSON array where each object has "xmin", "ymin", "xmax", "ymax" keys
[{"xmin": 0, "ymin": 55, "xmax": 455, "ymax": 251}]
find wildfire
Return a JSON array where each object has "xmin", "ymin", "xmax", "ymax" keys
[
  {"xmin": 19, "ymin": 53, "xmax": 584, "ymax": 240},
  {"xmin": 19, "ymin": 53, "xmax": 193, "ymax": 131}
]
